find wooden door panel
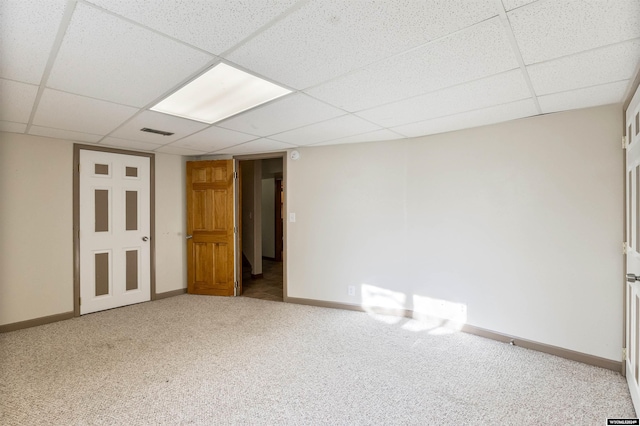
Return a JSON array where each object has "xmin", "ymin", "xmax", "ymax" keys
[
  {"xmin": 193, "ymin": 243, "xmax": 211, "ymax": 284},
  {"xmin": 192, "ymin": 167, "xmax": 207, "ymax": 183},
  {"xmin": 213, "ymin": 190, "xmax": 228, "ymax": 231},
  {"xmin": 214, "ymin": 243, "xmax": 229, "ymax": 287},
  {"xmin": 192, "ymin": 190, "xmax": 209, "ymax": 231},
  {"xmin": 213, "ymin": 165, "xmax": 226, "ymax": 182},
  {"xmin": 187, "ymin": 160, "xmax": 235, "ymax": 296},
  {"xmin": 190, "ymin": 243, "xmax": 233, "ymax": 295}
]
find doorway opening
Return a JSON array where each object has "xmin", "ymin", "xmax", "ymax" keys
[{"xmin": 238, "ymin": 156, "xmax": 284, "ymax": 302}]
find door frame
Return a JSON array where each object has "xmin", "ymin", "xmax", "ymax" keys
[
  {"xmin": 73, "ymin": 144, "xmax": 156, "ymax": 317},
  {"xmin": 234, "ymin": 152, "xmax": 287, "ymax": 299},
  {"xmin": 275, "ymin": 178, "xmax": 283, "ymax": 262}
]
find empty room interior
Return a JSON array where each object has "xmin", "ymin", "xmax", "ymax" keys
[{"xmin": 2, "ymin": 0, "xmax": 640, "ymax": 424}]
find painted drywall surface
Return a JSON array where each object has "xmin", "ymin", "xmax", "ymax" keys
[
  {"xmin": 253, "ymin": 161, "xmax": 263, "ymax": 274},
  {"xmin": 262, "ymin": 178, "xmax": 276, "ymax": 258},
  {"xmin": 262, "ymin": 158, "xmax": 283, "ymax": 178},
  {"xmin": 155, "ymin": 153, "xmax": 186, "ymax": 293},
  {"xmin": 241, "ymin": 161, "xmax": 255, "ymax": 269},
  {"xmin": 241, "ymin": 160, "xmax": 263, "ymax": 275},
  {"xmin": 287, "ymin": 104, "xmax": 623, "ymax": 360},
  {"xmin": 0, "ymin": 133, "xmax": 74, "ymax": 324},
  {"xmin": 287, "ymin": 141, "xmax": 407, "ymax": 301},
  {"xmin": 403, "ymin": 105, "xmax": 623, "ymax": 360}
]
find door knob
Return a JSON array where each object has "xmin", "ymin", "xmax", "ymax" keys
[
  {"xmin": 627, "ymin": 273, "xmax": 639, "ymax": 282},
  {"xmin": 142, "ymin": 236, "xmax": 149, "ymax": 242},
  {"xmin": 186, "ymin": 235, "xmax": 193, "ymax": 239}
]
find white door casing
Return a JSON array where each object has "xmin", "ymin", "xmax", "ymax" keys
[
  {"xmin": 626, "ymin": 81, "xmax": 640, "ymax": 415},
  {"xmin": 79, "ymin": 150, "xmax": 151, "ymax": 315}
]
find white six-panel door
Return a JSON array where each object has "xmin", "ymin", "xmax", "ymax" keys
[
  {"xmin": 626, "ymin": 81, "xmax": 640, "ymax": 414},
  {"xmin": 79, "ymin": 150, "xmax": 151, "ymax": 314}
]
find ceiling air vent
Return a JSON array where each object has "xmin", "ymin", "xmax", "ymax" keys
[{"xmin": 140, "ymin": 127, "xmax": 174, "ymax": 136}]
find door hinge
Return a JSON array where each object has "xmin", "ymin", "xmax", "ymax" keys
[
  {"xmin": 623, "ymin": 135, "xmax": 629, "ymax": 149},
  {"xmin": 234, "ymin": 281, "xmax": 239, "ymax": 289},
  {"xmin": 79, "ymin": 297, "xmax": 81, "ymax": 306},
  {"xmin": 234, "ymin": 226, "xmax": 238, "ymax": 234},
  {"xmin": 233, "ymin": 171, "xmax": 238, "ymax": 179},
  {"xmin": 624, "ymin": 242, "xmax": 628, "ymax": 255},
  {"xmin": 623, "ymin": 347, "xmax": 627, "ymax": 361}
]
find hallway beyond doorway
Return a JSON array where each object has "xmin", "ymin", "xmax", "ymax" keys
[{"xmin": 242, "ymin": 259, "xmax": 283, "ymax": 302}]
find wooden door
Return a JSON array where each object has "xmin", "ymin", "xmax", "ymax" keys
[
  {"xmin": 187, "ymin": 160, "xmax": 235, "ymax": 296},
  {"xmin": 79, "ymin": 150, "xmax": 151, "ymax": 314},
  {"xmin": 626, "ymin": 81, "xmax": 640, "ymax": 414}
]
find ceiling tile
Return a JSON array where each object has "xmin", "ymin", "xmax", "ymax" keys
[
  {"xmin": 213, "ymin": 138, "xmax": 296, "ymax": 155},
  {"xmin": 310, "ymin": 129, "xmax": 405, "ymax": 146},
  {"xmin": 0, "ymin": 121, "xmax": 27, "ymax": 133},
  {"xmin": 168, "ymin": 126, "xmax": 257, "ymax": 152},
  {"xmin": 101, "ymin": 137, "xmax": 164, "ymax": 152},
  {"xmin": 154, "ymin": 145, "xmax": 210, "ymax": 156},
  {"xmin": 356, "ymin": 69, "xmax": 531, "ymax": 128},
  {"xmin": 3, "ymin": 1, "xmax": 633, "ymax": 144},
  {"xmin": 538, "ymin": 80, "xmax": 629, "ymax": 114},
  {"xmin": 0, "ymin": 0, "xmax": 67, "ymax": 84},
  {"xmin": 508, "ymin": 0, "xmax": 640, "ymax": 64},
  {"xmin": 33, "ymin": 89, "xmax": 138, "ymax": 135},
  {"xmin": 46, "ymin": 3, "xmax": 213, "ymax": 107},
  {"xmin": 305, "ymin": 17, "xmax": 519, "ymax": 112},
  {"xmin": 110, "ymin": 111, "xmax": 208, "ymax": 143},
  {"xmin": 86, "ymin": 0, "xmax": 299, "ymax": 55},
  {"xmin": 501, "ymin": 0, "xmax": 538, "ymax": 11},
  {"xmin": 228, "ymin": 0, "xmax": 499, "ymax": 89},
  {"xmin": 29, "ymin": 126, "xmax": 102, "ymax": 143},
  {"xmin": 0, "ymin": 79, "xmax": 38, "ymax": 123},
  {"xmin": 527, "ymin": 38, "xmax": 640, "ymax": 96},
  {"xmin": 392, "ymin": 98, "xmax": 538, "ymax": 138},
  {"xmin": 269, "ymin": 115, "xmax": 381, "ymax": 145},
  {"xmin": 218, "ymin": 93, "xmax": 345, "ymax": 136}
]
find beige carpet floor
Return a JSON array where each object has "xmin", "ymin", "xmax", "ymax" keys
[{"xmin": 0, "ymin": 294, "xmax": 636, "ymax": 425}]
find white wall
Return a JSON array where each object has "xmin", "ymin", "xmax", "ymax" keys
[
  {"xmin": 286, "ymin": 105, "xmax": 623, "ymax": 361},
  {"xmin": 241, "ymin": 161, "xmax": 255, "ymax": 268},
  {"xmin": 0, "ymin": 133, "xmax": 74, "ymax": 324},
  {"xmin": 154, "ymin": 153, "xmax": 187, "ymax": 294},
  {"xmin": 240, "ymin": 160, "xmax": 262, "ymax": 275},
  {"xmin": 253, "ymin": 161, "xmax": 263, "ymax": 274},
  {"xmin": 262, "ymin": 158, "xmax": 283, "ymax": 178},
  {"xmin": 262, "ymin": 178, "xmax": 276, "ymax": 258},
  {"xmin": 0, "ymin": 132, "xmax": 187, "ymax": 326}
]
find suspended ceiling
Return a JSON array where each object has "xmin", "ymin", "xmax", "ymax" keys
[{"xmin": 1, "ymin": 0, "xmax": 639, "ymax": 156}]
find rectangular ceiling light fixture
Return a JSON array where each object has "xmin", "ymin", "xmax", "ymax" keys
[{"xmin": 150, "ymin": 63, "xmax": 292, "ymax": 124}]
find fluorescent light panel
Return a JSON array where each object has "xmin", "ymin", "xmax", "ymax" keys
[{"xmin": 150, "ymin": 63, "xmax": 292, "ymax": 124}]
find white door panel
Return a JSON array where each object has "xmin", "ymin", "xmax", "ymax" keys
[
  {"xmin": 626, "ymin": 81, "xmax": 640, "ymax": 415},
  {"xmin": 80, "ymin": 150, "xmax": 150, "ymax": 314}
]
